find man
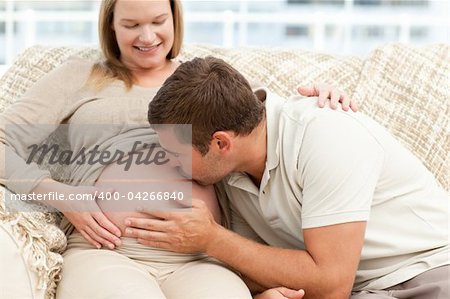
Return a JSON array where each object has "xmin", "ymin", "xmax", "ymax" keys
[{"xmin": 125, "ymin": 57, "xmax": 449, "ymax": 298}]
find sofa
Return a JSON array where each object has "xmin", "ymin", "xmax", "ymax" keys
[{"xmin": 0, "ymin": 43, "xmax": 448, "ymax": 299}]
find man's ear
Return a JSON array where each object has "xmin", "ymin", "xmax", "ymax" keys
[{"xmin": 210, "ymin": 131, "xmax": 234, "ymax": 154}]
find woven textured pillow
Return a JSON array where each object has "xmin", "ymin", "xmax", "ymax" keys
[
  {"xmin": 179, "ymin": 44, "xmax": 364, "ymax": 98},
  {"xmin": 354, "ymin": 43, "xmax": 449, "ymax": 191}
]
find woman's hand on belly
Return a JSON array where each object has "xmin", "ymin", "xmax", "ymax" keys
[
  {"xmin": 32, "ymin": 179, "xmax": 122, "ymax": 249},
  {"xmin": 98, "ymin": 211, "xmax": 152, "ymax": 236}
]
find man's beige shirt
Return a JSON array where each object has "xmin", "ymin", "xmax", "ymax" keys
[{"xmin": 224, "ymin": 89, "xmax": 449, "ymax": 291}]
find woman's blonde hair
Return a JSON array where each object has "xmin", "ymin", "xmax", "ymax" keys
[{"xmin": 88, "ymin": 0, "xmax": 184, "ymax": 90}]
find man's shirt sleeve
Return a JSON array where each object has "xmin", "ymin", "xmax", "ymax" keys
[{"xmin": 297, "ymin": 112, "xmax": 385, "ymax": 229}]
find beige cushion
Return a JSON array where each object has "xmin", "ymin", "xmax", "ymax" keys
[
  {"xmin": 179, "ymin": 44, "xmax": 364, "ymax": 99},
  {"xmin": 0, "ymin": 189, "xmax": 65, "ymax": 299},
  {"xmin": 354, "ymin": 43, "xmax": 449, "ymax": 191},
  {"xmin": 0, "ymin": 220, "xmax": 45, "ymax": 299}
]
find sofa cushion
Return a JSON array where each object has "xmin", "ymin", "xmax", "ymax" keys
[
  {"xmin": 0, "ymin": 44, "xmax": 364, "ymax": 112},
  {"xmin": 0, "ymin": 201, "xmax": 64, "ymax": 299},
  {"xmin": 178, "ymin": 44, "xmax": 364, "ymax": 99},
  {"xmin": 0, "ymin": 220, "xmax": 46, "ymax": 299},
  {"xmin": 354, "ymin": 43, "xmax": 449, "ymax": 191}
]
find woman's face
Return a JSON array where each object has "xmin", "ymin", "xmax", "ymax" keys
[{"xmin": 112, "ymin": 0, "xmax": 175, "ymax": 72}]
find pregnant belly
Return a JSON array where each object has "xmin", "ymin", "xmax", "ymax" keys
[{"xmin": 94, "ymin": 157, "xmax": 192, "ymax": 234}]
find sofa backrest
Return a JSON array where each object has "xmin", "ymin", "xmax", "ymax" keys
[
  {"xmin": 0, "ymin": 43, "xmax": 448, "ymax": 191},
  {"xmin": 353, "ymin": 44, "xmax": 449, "ymax": 191}
]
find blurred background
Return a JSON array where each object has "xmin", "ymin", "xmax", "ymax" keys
[{"xmin": 0, "ymin": 0, "xmax": 449, "ymax": 75}]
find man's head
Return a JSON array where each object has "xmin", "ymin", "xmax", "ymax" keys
[{"xmin": 148, "ymin": 56, "xmax": 265, "ymax": 184}]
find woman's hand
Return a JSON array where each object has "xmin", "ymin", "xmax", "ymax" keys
[
  {"xmin": 298, "ymin": 82, "xmax": 357, "ymax": 112},
  {"xmin": 32, "ymin": 180, "xmax": 122, "ymax": 249},
  {"xmin": 62, "ymin": 185, "xmax": 122, "ymax": 249},
  {"xmin": 254, "ymin": 287, "xmax": 305, "ymax": 299}
]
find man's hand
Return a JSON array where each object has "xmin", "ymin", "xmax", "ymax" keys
[
  {"xmin": 255, "ymin": 287, "xmax": 305, "ymax": 299},
  {"xmin": 124, "ymin": 198, "xmax": 219, "ymax": 253}
]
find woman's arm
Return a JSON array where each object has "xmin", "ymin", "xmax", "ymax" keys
[
  {"xmin": 1, "ymin": 59, "xmax": 86, "ymax": 194},
  {"xmin": 31, "ymin": 179, "xmax": 122, "ymax": 249},
  {"xmin": 1, "ymin": 58, "xmax": 122, "ymax": 249}
]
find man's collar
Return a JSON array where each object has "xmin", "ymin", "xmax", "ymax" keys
[
  {"xmin": 226, "ymin": 88, "xmax": 285, "ymax": 189},
  {"xmin": 256, "ymin": 87, "xmax": 284, "ymax": 172}
]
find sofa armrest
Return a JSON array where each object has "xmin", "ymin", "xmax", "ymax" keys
[{"xmin": 0, "ymin": 220, "xmax": 46, "ymax": 299}]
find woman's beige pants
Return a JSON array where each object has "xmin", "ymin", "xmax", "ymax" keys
[{"xmin": 56, "ymin": 233, "xmax": 251, "ymax": 299}]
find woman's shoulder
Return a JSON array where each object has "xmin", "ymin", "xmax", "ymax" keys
[
  {"xmin": 12, "ymin": 57, "xmax": 100, "ymax": 104},
  {"xmin": 56, "ymin": 56, "xmax": 97, "ymax": 75},
  {"xmin": 37, "ymin": 56, "xmax": 100, "ymax": 92}
]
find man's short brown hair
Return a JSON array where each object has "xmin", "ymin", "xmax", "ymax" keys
[{"xmin": 148, "ymin": 56, "xmax": 265, "ymax": 155}]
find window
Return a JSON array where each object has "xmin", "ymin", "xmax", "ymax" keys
[
  {"xmin": 288, "ymin": 0, "xmax": 345, "ymax": 4},
  {"xmin": 13, "ymin": 1, "xmax": 95, "ymax": 11},
  {"xmin": 0, "ymin": 0, "xmax": 447, "ymax": 73},
  {"xmin": 285, "ymin": 26, "xmax": 309, "ymax": 37}
]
